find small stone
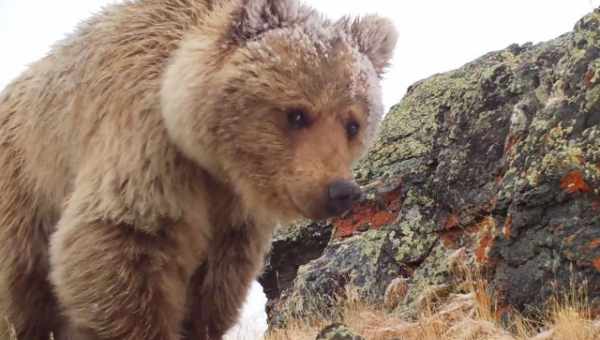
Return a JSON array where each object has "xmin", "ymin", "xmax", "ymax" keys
[{"xmin": 315, "ymin": 323, "xmax": 364, "ymax": 340}]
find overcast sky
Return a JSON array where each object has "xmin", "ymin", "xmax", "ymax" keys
[
  {"xmin": 2, "ymin": 1, "xmax": 598, "ymax": 109},
  {"xmin": 1, "ymin": 1, "xmax": 598, "ymax": 339}
]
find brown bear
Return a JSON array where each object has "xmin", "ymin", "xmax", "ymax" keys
[{"xmin": 0, "ymin": 0, "xmax": 397, "ymax": 339}]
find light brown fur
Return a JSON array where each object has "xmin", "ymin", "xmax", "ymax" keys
[{"xmin": 0, "ymin": 0, "xmax": 397, "ymax": 339}]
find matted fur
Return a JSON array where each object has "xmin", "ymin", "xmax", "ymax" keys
[{"xmin": 0, "ymin": 0, "xmax": 397, "ymax": 339}]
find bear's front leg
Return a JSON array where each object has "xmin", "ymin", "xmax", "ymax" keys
[
  {"xmin": 184, "ymin": 224, "xmax": 272, "ymax": 340},
  {"xmin": 50, "ymin": 219, "xmax": 196, "ymax": 340}
]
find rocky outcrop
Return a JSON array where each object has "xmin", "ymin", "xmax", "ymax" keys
[{"xmin": 262, "ymin": 8, "xmax": 600, "ymax": 326}]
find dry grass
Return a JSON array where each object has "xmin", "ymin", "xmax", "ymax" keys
[
  {"xmin": 537, "ymin": 278, "xmax": 599, "ymax": 340},
  {"xmin": 1, "ymin": 265, "xmax": 596, "ymax": 340},
  {"xmin": 266, "ymin": 262, "xmax": 600, "ymax": 340}
]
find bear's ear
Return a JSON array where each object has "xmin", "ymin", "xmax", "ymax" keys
[
  {"xmin": 232, "ymin": 0, "xmax": 301, "ymax": 42},
  {"xmin": 337, "ymin": 15, "xmax": 398, "ymax": 76}
]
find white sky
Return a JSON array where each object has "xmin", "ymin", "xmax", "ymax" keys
[
  {"xmin": 2, "ymin": 1, "xmax": 598, "ymax": 109},
  {"xmin": 0, "ymin": 1, "xmax": 598, "ymax": 339}
]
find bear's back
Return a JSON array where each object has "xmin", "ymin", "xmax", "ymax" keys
[{"xmin": 0, "ymin": 0, "xmax": 213, "ymax": 217}]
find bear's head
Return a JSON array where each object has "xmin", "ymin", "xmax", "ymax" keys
[{"xmin": 161, "ymin": 0, "xmax": 397, "ymax": 223}]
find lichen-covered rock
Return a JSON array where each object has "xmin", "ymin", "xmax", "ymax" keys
[
  {"xmin": 266, "ymin": 173, "xmax": 440, "ymax": 325},
  {"xmin": 391, "ymin": 8, "xmax": 600, "ymax": 314},
  {"xmin": 264, "ymin": 7, "xmax": 600, "ymax": 326},
  {"xmin": 486, "ymin": 10, "xmax": 600, "ymax": 313},
  {"xmin": 272, "ymin": 228, "xmax": 407, "ymax": 323},
  {"xmin": 315, "ymin": 323, "xmax": 364, "ymax": 340},
  {"xmin": 402, "ymin": 7, "xmax": 600, "ymax": 314},
  {"xmin": 259, "ymin": 220, "xmax": 333, "ymax": 324},
  {"xmin": 259, "ymin": 221, "xmax": 333, "ymax": 301}
]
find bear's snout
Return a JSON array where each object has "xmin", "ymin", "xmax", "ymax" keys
[{"xmin": 326, "ymin": 180, "xmax": 362, "ymax": 216}]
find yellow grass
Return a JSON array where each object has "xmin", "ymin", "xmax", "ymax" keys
[
  {"xmin": 1, "ymin": 264, "xmax": 597, "ymax": 340},
  {"xmin": 266, "ymin": 263, "xmax": 600, "ymax": 340}
]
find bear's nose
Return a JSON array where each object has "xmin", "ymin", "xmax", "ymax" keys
[{"xmin": 327, "ymin": 180, "xmax": 362, "ymax": 216}]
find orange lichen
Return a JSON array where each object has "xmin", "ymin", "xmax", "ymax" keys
[
  {"xmin": 588, "ymin": 239, "xmax": 600, "ymax": 250},
  {"xmin": 440, "ymin": 230, "xmax": 460, "ymax": 248},
  {"xmin": 584, "ymin": 69, "xmax": 596, "ymax": 88},
  {"xmin": 333, "ymin": 205, "xmax": 382, "ymax": 238},
  {"xmin": 475, "ymin": 217, "xmax": 497, "ymax": 264},
  {"xmin": 593, "ymin": 258, "xmax": 600, "ymax": 272},
  {"xmin": 476, "ymin": 232, "xmax": 493, "ymax": 264},
  {"xmin": 444, "ymin": 213, "xmax": 460, "ymax": 230},
  {"xmin": 504, "ymin": 135, "xmax": 519, "ymax": 155},
  {"xmin": 560, "ymin": 171, "xmax": 591, "ymax": 194},
  {"xmin": 502, "ymin": 215, "xmax": 512, "ymax": 240},
  {"xmin": 332, "ymin": 186, "xmax": 402, "ymax": 238},
  {"xmin": 440, "ymin": 212, "xmax": 495, "ymax": 249},
  {"xmin": 479, "ymin": 216, "xmax": 497, "ymax": 230},
  {"xmin": 372, "ymin": 210, "xmax": 395, "ymax": 227}
]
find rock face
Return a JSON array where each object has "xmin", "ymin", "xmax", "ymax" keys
[{"xmin": 261, "ymin": 8, "xmax": 600, "ymax": 325}]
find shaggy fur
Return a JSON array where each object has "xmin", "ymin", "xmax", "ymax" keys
[{"xmin": 0, "ymin": 0, "xmax": 397, "ymax": 339}]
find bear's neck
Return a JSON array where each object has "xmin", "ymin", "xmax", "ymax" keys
[{"xmin": 200, "ymin": 172, "xmax": 278, "ymax": 248}]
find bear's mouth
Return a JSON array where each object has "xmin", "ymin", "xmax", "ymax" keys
[
  {"xmin": 284, "ymin": 187, "xmax": 314, "ymax": 220},
  {"xmin": 284, "ymin": 186, "xmax": 337, "ymax": 222}
]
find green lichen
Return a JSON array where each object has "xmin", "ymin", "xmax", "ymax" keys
[{"xmin": 585, "ymin": 84, "xmax": 600, "ymax": 111}]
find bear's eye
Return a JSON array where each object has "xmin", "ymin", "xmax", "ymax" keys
[
  {"xmin": 287, "ymin": 110, "xmax": 310, "ymax": 129},
  {"xmin": 346, "ymin": 121, "xmax": 360, "ymax": 139}
]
